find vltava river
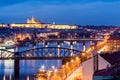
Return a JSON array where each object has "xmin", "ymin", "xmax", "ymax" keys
[{"xmin": 0, "ymin": 41, "xmax": 91, "ymax": 80}]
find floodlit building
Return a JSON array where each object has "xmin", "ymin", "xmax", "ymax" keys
[
  {"xmin": 0, "ymin": 24, "xmax": 8, "ymax": 27},
  {"xmin": 27, "ymin": 17, "xmax": 41, "ymax": 24},
  {"xmin": 10, "ymin": 17, "xmax": 43, "ymax": 28},
  {"xmin": 9, "ymin": 17, "xmax": 78, "ymax": 29},
  {"xmin": 107, "ymin": 35, "xmax": 120, "ymax": 52}
]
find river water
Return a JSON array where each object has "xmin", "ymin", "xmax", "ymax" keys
[{"xmin": 0, "ymin": 41, "xmax": 91, "ymax": 80}]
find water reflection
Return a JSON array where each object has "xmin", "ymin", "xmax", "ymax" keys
[
  {"xmin": 26, "ymin": 76, "xmax": 30, "ymax": 80},
  {"xmin": 0, "ymin": 60, "xmax": 61, "ymax": 80},
  {"xmin": 2, "ymin": 74, "xmax": 13, "ymax": 80},
  {"xmin": 3, "ymin": 75, "xmax": 6, "ymax": 80},
  {"xmin": 4, "ymin": 60, "xmax": 14, "ymax": 69},
  {"xmin": 9, "ymin": 74, "xmax": 12, "ymax": 80},
  {"xmin": 0, "ymin": 41, "xmax": 91, "ymax": 80}
]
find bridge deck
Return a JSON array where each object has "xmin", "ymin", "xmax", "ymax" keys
[
  {"xmin": 0, "ymin": 57, "xmax": 77, "ymax": 60},
  {"xmin": 44, "ymin": 38, "xmax": 103, "ymax": 41}
]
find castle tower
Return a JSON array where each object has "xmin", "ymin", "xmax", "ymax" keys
[
  {"xmin": 27, "ymin": 18, "xmax": 30, "ymax": 23},
  {"xmin": 27, "ymin": 17, "xmax": 41, "ymax": 24},
  {"xmin": 31, "ymin": 17, "xmax": 35, "ymax": 23}
]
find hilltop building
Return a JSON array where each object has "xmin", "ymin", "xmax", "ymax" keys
[
  {"xmin": 27, "ymin": 17, "xmax": 41, "ymax": 24},
  {"xmin": 0, "ymin": 17, "xmax": 77, "ymax": 29}
]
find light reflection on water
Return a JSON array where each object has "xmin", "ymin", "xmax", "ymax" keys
[
  {"xmin": 0, "ymin": 60, "xmax": 62, "ymax": 80},
  {"xmin": 0, "ymin": 41, "xmax": 91, "ymax": 80}
]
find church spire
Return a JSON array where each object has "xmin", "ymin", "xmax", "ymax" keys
[{"xmin": 32, "ymin": 16, "xmax": 35, "ymax": 20}]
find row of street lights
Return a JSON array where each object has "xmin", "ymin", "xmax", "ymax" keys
[{"xmin": 37, "ymin": 57, "xmax": 81, "ymax": 80}]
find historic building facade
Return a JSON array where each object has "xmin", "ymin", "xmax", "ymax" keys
[
  {"xmin": 107, "ymin": 35, "xmax": 120, "ymax": 52},
  {"xmin": 3, "ymin": 17, "xmax": 78, "ymax": 29}
]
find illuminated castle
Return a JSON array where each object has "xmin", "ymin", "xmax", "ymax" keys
[
  {"xmin": 27, "ymin": 17, "xmax": 41, "ymax": 24},
  {"xmin": 1, "ymin": 17, "xmax": 78, "ymax": 29},
  {"xmin": 10, "ymin": 17, "xmax": 43, "ymax": 28}
]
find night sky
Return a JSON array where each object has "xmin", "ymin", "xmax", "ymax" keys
[{"xmin": 0, "ymin": 0, "xmax": 120, "ymax": 25}]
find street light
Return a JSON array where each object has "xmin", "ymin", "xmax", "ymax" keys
[
  {"xmin": 82, "ymin": 52, "xmax": 86, "ymax": 56},
  {"xmin": 71, "ymin": 59, "xmax": 74, "ymax": 63},
  {"xmin": 41, "ymin": 65, "xmax": 45, "ymax": 70},
  {"xmin": 66, "ymin": 62, "xmax": 69, "ymax": 66},
  {"xmin": 54, "ymin": 69, "xmax": 57, "ymax": 72},
  {"xmin": 62, "ymin": 65, "xmax": 65, "ymax": 69},
  {"xmin": 75, "ymin": 57, "xmax": 80, "ymax": 61},
  {"xmin": 62, "ymin": 65, "xmax": 67, "ymax": 79},
  {"xmin": 47, "ymin": 71, "xmax": 52, "ymax": 80},
  {"xmin": 52, "ymin": 65, "xmax": 55, "ymax": 70},
  {"xmin": 75, "ymin": 57, "xmax": 80, "ymax": 66},
  {"xmin": 82, "ymin": 52, "xmax": 87, "ymax": 62}
]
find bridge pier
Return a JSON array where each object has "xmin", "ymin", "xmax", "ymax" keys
[
  {"xmin": 45, "ymin": 42, "xmax": 48, "ymax": 48},
  {"xmin": 70, "ymin": 42, "xmax": 73, "ymax": 56},
  {"xmin": 57, "ymin": 42, "xmax": 60, "ymax": 57},
  {"xmin": 82, "ymin": 35, "xmax": 86, "ymax": 52},
  {"xmin": 14, "ymin": 59, "xmax": 20, "ymax": 79},
  {"xmin": 45, "ymin": 42, "xmax": 48, "ymax": 56},
  {"xmin": 14, "ymin": 52, "xmax": 20, "ymax": 79},
  {"xmin": 90, "ymin": 41, "xmax": 93, "ymax": 46},
  {"xmin": 90, "ymin": 35, "xmax": 93, "ymax": 46},
  {"xmin": 83, "ymin": 41, "xmax": 86, "ymax": 52}
]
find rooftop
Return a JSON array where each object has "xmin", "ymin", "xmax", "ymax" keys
[
  {"xmin": 100, "ymin": 51, "xmax": 120, "ymax": 65},
  {"xmin": 108, "ymin": 35, "xmax": 120, "ymax": 40},
  {"xmin": 94, "ymin": 51, "xmax": 120, "ymax": 76},
  {"xmin": 94, "ymin": 68, "xmax": 118, "ymax": 76}
]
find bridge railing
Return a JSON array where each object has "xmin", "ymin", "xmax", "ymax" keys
[
  {"xmin": 0, "ymin": 49, "xmax": 14, "ymax": 58},
  {"xmin": 0, "ymin": 47, "xmax": 82, "ymax": 59}
]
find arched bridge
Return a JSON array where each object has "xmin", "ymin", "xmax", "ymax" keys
[{"xmin": 0, "ymin": 47, "xmax": 82, "ymax": 60}]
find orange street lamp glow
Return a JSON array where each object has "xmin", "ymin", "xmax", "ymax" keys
[
  {"xmin": 62, "ymin": 65, "xmax": 65, "ymax": 68},
  {"xmin": 66, "ymin": 62, "xmax": 69, "ymax": 65},
  {"xmin": 71, "ymin": 59, "xmax": 74, "ymax": 63},
  {"xmin": 82, "ymin": 53, "xmax": 86, "ymax": 56},
  {"xmin": 54, "ymin": 69, "xmax": 57, "ymax": 72},
  {"xmin": 75, "ymin": 57, "xmax": 80, "ymax": 60}
]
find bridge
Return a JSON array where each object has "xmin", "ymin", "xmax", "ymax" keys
[
  {"xmin": 0, "ymin": 47, "xmax": 83, "ymax": 78},
  {"xmin": 41, "ymin": 38, "xmax": 104, "ymax": 42},
  {"xmin": 15, "ymin": 38, "xmax": 102, "ymax": 54},
  {"xmin": 0, "ymin": 39, "xmax": 105, "ymax": 79},
  {"xmin": 0, "ymin": 47, "xmax": 82, "ymax": 60}
]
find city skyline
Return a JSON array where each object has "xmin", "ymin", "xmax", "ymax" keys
[
  {"xmin": 0, "ymin": 0, "xmax": 120, "ymax": 25},
  {"xmin": 0, "ymin": 1, "xmax": 120, "ymax": 79}
]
